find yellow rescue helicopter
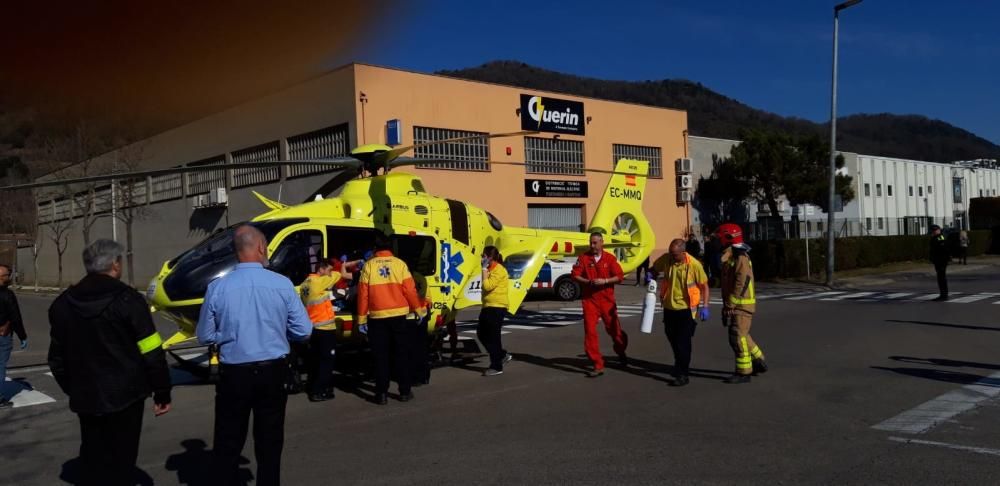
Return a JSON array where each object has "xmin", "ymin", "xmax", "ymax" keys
[{"xmin": 3, "ymin": 132, "xmax": 656, "ymax": 365}]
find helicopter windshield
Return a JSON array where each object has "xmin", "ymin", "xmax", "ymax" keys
[{"xmin": 162, "ymin": 218, "xmax": 306, "ymax": 301}]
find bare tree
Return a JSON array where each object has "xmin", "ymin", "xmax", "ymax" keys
[
  {"xmin": 110, "ymin": 141, "xmax": 150, "ymax": 286},
  {"xmin": 31, "ymin": 228, "xmax": 42, "ymax": 291},
  {"xmin": 46, "ymin": 211, "xmax": 74, "ymax": 288}
]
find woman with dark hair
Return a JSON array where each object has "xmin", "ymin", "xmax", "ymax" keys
[{"xmin": 478, "ymin": 246, "xmax": 511, "ymax": 376}]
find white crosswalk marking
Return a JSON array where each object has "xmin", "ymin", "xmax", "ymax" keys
[
  {"xmin": 911, "ymin": 293, "xmax": 956, "ymax": 301},
  {"xmin": 786, "ymin": 291, "xmax": 845, "ymax": 300},
  {"xmin": 3, "ymin": 377, "xmax": 57, "ymax": 408},
  {"xmin": 503, "ymin": 324, "xmax": 545, "ymax": 330},
  {"xmin": 462, "ymin": 330, "xmax": 511, "ymax": 335},
  {"xmin": 948, "ymin": 294, "xmax": 994, "ymax": 304},
  {"xmin": 821, "ymin": 292, "xmax": 877, "ymax": 301},
  {"xmin": 870, "ymin": 292, "xmax": 914, "ymax": 300}
]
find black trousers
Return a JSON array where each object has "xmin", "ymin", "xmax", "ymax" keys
[
  {"xmin": 477, "ymin": 307, "xmax": 507, "ymax": 371},
  {"xmin": 934, "ymin": 262, "xmax": 949, "ymax": 297},
  {"xmin": 309, "ymin": 328, "xmax": 337, "ymax": 396},
  {"xmin": 213, "ymin": 359, "xmax": 288, "ymax": 486},
  {"xmin": 663, "ymin": 309, "xmax": 698, "ymax": 377},
  {"xmin": 410, "ymin": 318, "xmax": 431, "ymax": 384},
  {"xmin": 78, "ymin": 398, "xmax": 145, "ymax": 486},
  {"xmin": 368, "ymin": 316, "xmax": 412, "ymax": 396}
]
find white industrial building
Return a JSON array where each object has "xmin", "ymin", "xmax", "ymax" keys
[{"xmin": 688, "ymin": 136, "xmax": 1000, "ymax": 237}]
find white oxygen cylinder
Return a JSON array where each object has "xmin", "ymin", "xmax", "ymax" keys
[{"xmin": 640, "ymin": 279, "xmax": 658, "ymax": 334}]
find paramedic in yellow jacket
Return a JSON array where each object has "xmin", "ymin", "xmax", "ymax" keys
[
  {"xmin": 651, "ymin": 238, "xmax": 710, "ymax": 387},
  {"xmin": 478, "ymin": 246, "xmax": 512, "ymax": 377},
  {"xmin": 716, "ymin": 223, "xmax": 768, "ymax": 385},
  {"xmin": 300, "ymin": 259, "xmax": 350, "ymax": 402},
  {"xmin": 357, "ymin": 233, "xmax": 427, "ymax": 405}
]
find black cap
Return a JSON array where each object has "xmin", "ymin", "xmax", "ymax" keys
[{"xmin": 929, "ymin": 224, "xmax": 941, "ymax": 232}]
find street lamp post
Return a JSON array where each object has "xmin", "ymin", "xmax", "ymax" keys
[{"xmin": 826, "ymin": 0, "xmax": 863, "ymax": 286}]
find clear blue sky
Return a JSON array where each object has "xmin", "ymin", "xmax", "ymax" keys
[{"xmin": 358, "ymin": 0, "xmax": 999, "ymax": 144}]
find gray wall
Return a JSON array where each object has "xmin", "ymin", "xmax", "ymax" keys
[{"xmin": 19, "ymin": 175, "xmax": 334, "ymax": 288}]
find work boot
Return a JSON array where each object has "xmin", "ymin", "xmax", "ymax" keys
[
  {"xmin": 483, "ymin": 369, "xmax": 504, "ymax": 377},
  {"xmin": 617, "ymin": 353, "xmax": 630, "ymax": 367},
  {"xmin": 724, "ymin": 374, "xmax": 751, "ymax": 384},
  {"xmin": 503, "ymin": 353, "xmax": 514, "ymax": 365},
  {"xmin": 753, "ymin": 359, "xmax": 769, "ymax": 374},
  {"xmin": 0, "ymin": 399, "xmax": 12, "ymax": 410},
  {"xmin": 373, "ymin": 393, "xmax": 388, "ymax": 405},
  {"xmin": 398, "ymin": 392, "xmax": 415, "ymax": 402},
  {"xmin": 586, "ymin": 368, "xmax": 605, "ymax": 378},
  {"xmin": 670, "ymin": 375, "xmax": 690, "ymax": 387},
  {"xmin": 308, "ymin": 391, "xmax": 334, "ymax": 402},
  {"xmin": 932, "ymin": 295, "xmax": 949, "ymax": 302}
]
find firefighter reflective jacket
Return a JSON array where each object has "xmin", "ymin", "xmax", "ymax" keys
[
  {"xmin": 482, "ymin": 262, "xmax": 509, "ymax": 309},
  {"xmin": 357, "ymin": 250, "xmax": 427, "ymax": 325},
  {"xmin": 301, "ymin": 273, "xmax": 341, "ymax": 330},
  {"xmin": 721, "ymin": 247, "xmax": 756, "ymax": 313}
]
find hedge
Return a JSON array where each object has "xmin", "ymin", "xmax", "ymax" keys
[{"xmin": 747, "ymin": 230, "xmax": 994, "ymax": 280}]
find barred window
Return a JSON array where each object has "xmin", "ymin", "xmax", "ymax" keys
[
  {"xmin": 150, "ymin": 172, "xmax": 183, "ymax": 202},
  {"xmin": 612, "ymin": 144, "xmax": 662, "ymax": 178},
  {"xmin": 525, "ymin": 137, "xmax": 584, "ymax": 176},
  {"xmin": 232, "ymin": 141, "xmax": 280, "ymax": 188},
  {"xmin": 413, "ymin": 126, "xmax": 489, "ymax": 171},
  {"xmin": 188, "ymin": 156, "xmax": 226, "ymax": 195},
  {"xmin": 287, "ymin": 124, "xmax": 350, "ymax": 178}
]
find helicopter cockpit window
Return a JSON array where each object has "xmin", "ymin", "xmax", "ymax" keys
[
  {"xmin": 486, "ymin": 211, "xmax": 503, "ymax": 231},
  {"xmin": 391, "ymin": 235, "xmax": 437, "ymax": 277},
  {"xmin": 502, "ymin": 252, "xmax": 538, "ymax": 280},
  {"xmin": 162, "ymin": 218, "xmax": 306, "ymax": 301},
  {"xmin": 269, "ymin": 229, "xmax": 324, "ymax": 285},
  {"xmin": 411, "ymin": 179, "xmax": 426, "ymax": 194}
]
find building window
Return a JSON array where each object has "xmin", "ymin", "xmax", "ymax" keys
[
  {"xmin": 909, "ymin": 186, "xmax": 914, "ymax": 197},
  {"xmin": 232, "ymin": 141, "xmax": 280, "ymax": 189},
  {"xmin": 953, "ymin": 178, "xmax": 962, "ymax": 203},
  {"xmin": 612, "ymin": 144, "xmax": 662, "ymax": 178},
  {"xmin": 876, "ymin": 183, "xmax": 882, "ymax": 197},
  {"xmin": 188, "ymin": 156, "xmax": 226, "ymax": 195},
  {"xmin": 864, "ymin": 183, "xmax": 871, "ymax": 196},
  {"xmin": 877, "ymin": 217, "xmax": 884, "ymax": 230},
  {"xmin": 817, "ymin": 221, "xmax": 824, "ymax": 232},
  {"xmin": 866, "ymin": 217, "xmax": 872, "ymax": 231},
  {"xmin": 413, "ymin": 126, "xmax": 490, "ymax": 171},
  {"xmin": 927, "ymin": 185, "xmax": 933, "ymax": 195},
  {"xmin": 888, "ymin": 185, "xmax": 893, "ymax": 196},
  {"xmin": 525, "ymin": 137, "xmax": 585, "ymax": 176},
  {"xmin": 918, "ymin": 186, "xmax": 924, "ymax": 197},
  {"xmin": 528, "ymin": 204, "xmax": 584, "ymax": 231},
  {"xmin": 287, "ymin": 124, "xmax": 350, "ymax": 178}
]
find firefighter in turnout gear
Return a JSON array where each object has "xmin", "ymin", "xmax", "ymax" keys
[{"xmin": 716, "ymin": 223, "xmax": 767, "ymax": 384}]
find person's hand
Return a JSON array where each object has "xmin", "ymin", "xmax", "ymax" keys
[
  {"xmin": 696, "ymin": 306, "xmax": 710, "ymax": 322},
  {"xmin": 153, "ymin": 402, "xmax": 171, "ymax": 417},
  {"xmin": 19, "ymin": 338, "xmax": 27, "ymax": 350},
  {"xmin": 340, "ymin": 254, "xmax": 348, "ymax": 262},
  {"xmin": 359, "ymin": 324, "xmax": 368, "ymax": 335},
  {"xmin": 481, "ymin": 256, "xmax": 490, "ymax": 270}
]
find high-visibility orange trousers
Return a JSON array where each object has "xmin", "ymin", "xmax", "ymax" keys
[
  {"xmin": 727, "ymin": 309, "xmax": 764, "ymax": 375},
  {"xmin": 583, "ymin": 299, "xmax": 629, "ymax": 370}
]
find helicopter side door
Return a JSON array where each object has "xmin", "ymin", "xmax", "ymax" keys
[{"xmin": 268, "ymin": 226, "xmax": 326, "ymax": 286}]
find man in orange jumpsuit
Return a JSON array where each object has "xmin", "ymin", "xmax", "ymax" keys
[{"xmin": 571, "ymin": 232, "xmax": 629, "ymax": 377}]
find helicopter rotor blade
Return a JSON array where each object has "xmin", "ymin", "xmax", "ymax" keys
[{"xmin": 0, "ymin": 158, "xmax": 363, "ymax": 192}]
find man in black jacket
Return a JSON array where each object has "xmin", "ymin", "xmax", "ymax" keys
[
  {"xmin": 0, "ymin": 263, "xmax": 28, "ymax": 409},
  {"xmin": 929, "ymin": 225, "xmax": 950, "ymax": 301},
  {"xmin": 48, "ymin": 240, "xmax": 172, "ymax": 486}
]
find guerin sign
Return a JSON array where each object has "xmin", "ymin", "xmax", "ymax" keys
[{"xmin": 520, "ymin": 94, "xmax": 585, "ymax": 135}]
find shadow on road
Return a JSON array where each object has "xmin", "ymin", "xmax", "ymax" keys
[
  {"xmin": 885, "ymin": 319, "xmax": 1000, "ymax": 333},
  {"xmin": 889, "ymin": 356, "xmax": 1000, "ymax": 371},
  {"xmin": 59, "ymin": 457, "xmax": 154, "ymax": 486},
  {"xmin": 164, "ymin": 439, "xmax": 253, "ymax": 486},
  {"xmin": 871, "ymin": 366, "xmax": 1000, "ymax": 387},
  {"xmin": 513, "ymin": 353, "xmax": 730, "ymax": 385}
]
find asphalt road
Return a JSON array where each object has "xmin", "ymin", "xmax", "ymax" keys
[{"xmin": 3, "ymin": 259, "xmax": 1000, "ymax": 485}]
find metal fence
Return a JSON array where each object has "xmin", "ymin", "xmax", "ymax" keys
[{"xmin": 744, "ymin": 216, "xmax": 964, "ymax": 241}]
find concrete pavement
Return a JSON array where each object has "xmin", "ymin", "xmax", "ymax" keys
[{"xmin": 2, "ymin": 263, "xmax": 1000, "ymax": 484}]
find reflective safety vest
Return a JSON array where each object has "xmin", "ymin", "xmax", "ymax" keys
[
  {"xmin": 661, "ymin": 253, "xmax": 704, "ymax": 312},
  {"xmin": 301, "ymin": 273, "xmax": 340, "ymax": 330},
  {"xmin": 725, "ymin": 257, "xmax": 756, "ymax": 306}
]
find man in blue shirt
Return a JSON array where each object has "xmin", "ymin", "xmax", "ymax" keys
[{"xmin": 198, "ymin": 224, "xmax": 312, "ymax": 486}]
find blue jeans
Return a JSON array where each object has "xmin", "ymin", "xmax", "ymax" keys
[{"xmin": 0, "ymin": 334, "xmax": 12, "ymax": 400}]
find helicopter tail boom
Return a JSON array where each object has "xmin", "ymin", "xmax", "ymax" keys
[{"xmin": 587, "ymin": 159, "xmax": 655, "ymax": 273}]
